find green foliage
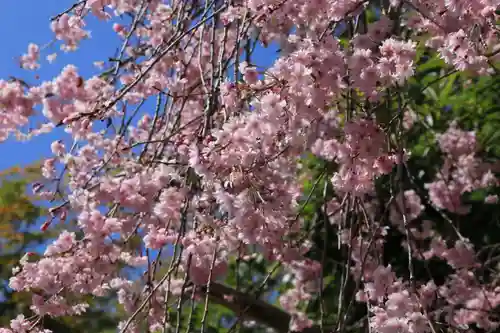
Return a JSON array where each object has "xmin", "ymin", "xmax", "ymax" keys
[
  {"xmin": 281, "ymin": 43, "xmax": 500, "ymax": 331},
  {"xmin": 0, "ymin": 164, "xmax": 45, "ymax": 327},
  {"xmin": 0, "ymin": 164, "xmax": 119, "ymax": 333}
]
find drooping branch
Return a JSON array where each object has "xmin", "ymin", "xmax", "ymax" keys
[{"xmin": 199, "ymin": 282, "xmax": 329, "ymax": 333}]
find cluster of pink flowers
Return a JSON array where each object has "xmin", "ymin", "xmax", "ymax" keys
[
  {"xmin": 426, "ymin": 122, "xmax": 497, "ymax": 214},
  {"xmin": 280, "ymin": 259, "xmax": 322, "ymax": 331},
  {"xmin": 313, "ymin": 119, "xmax": 399, "ymax": 195},
  {"xmin": 1, "ymin": 0, "xmax": 500, "ymax": 333}
]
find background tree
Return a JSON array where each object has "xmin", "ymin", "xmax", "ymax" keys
[
  {"xmin": 0, "ymin": 164, "xmax": 119, "ymax": 333},
  {"xmin": 0, "ymin": 164, "xmax": 45, "ymax": 324}
]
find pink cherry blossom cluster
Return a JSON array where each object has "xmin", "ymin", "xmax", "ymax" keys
[
  {"xmin": 1, "ymin": 0, "xmax": 500, "ymax": 333},
  {"xmin": 313, "ymin": 118, "xmax": 399, "ymax": 195},
  {"xmin": 426, "ymin": 122, "xmax": 497, "ymax": 214}
]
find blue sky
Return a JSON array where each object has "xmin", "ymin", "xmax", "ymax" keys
[
  {"xmin": 0, "ymin": 0, "xmax": 282, "ymax": 308},
  {"xmin": 0, "ymin": 1, "xmax": 278, "ymax": 244},
  {"xmin": 0, "ymin": 0, "xmax": 120, "ymax": 170},
  {"xmin": 0, "ymin": 1, "xmax": 278, "ymax": 172},
  {"xmin": 0, "ymin": 0, "xmax": 124, "ymax": 260}
]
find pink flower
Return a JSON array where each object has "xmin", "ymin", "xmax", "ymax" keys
[
  {"xmin": 238, "ymin": 62, "xmax": 259, "ymax": 84},
  {"xmin": 485, "ymin": 194, "xmax": 498, "ymax": 204},
  {"xmin": 20, "ymin": 43, "xmax": 40, "ymax": 70}
]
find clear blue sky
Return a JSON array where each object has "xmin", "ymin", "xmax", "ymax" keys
[
  {"xmin": 0, "ymin": 0, "xmax": 120, "ymax": 170},
  {"xmin": 0, "ymin": 0, "xmax": 280, "ymax": 302},
  {"xmin": 0, "ymin": 0, "xmax": 277, "ymax": 225},
  {"xmin": 0, "ymin": 1, "xmax": 278, "ymax": 172},
  {"xmin": 0, "ymin": 0, "xmax": 126, "ymax": 257}
]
